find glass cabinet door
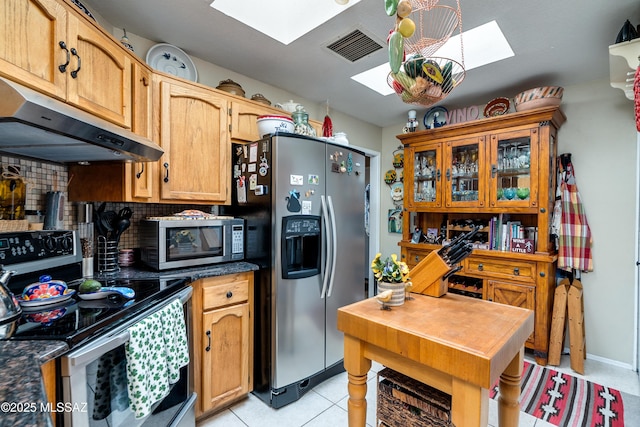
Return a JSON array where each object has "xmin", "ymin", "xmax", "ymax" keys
[
  {"xmin": 489, "ymin": 129, "xmax": 538, "ymax": 207},
  {"xmin": 445, "ymin": 137, "xmax": 485, "ymax": 208},
  {"xmin": 410, "ymin": 144, "xmax": 443, "ymax": 207}
]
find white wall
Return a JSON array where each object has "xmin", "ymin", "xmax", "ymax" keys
[{"xmin": 380, "ymin": 79, "xmax": 638, "ymax": 367}]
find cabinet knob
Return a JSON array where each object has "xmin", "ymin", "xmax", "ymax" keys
[
  {"xmin": 478, "ymin": 263, "xmax": 483, "ymax": 271},
  {"xmin": 540, "ymin": 207, "xmax": 546, "ymax": 213},
  {"xmin": 491, "ymin": 164, "xmax": 498, "ymax": 178},
  {"xmin": 226, "ymin": 291, "xmax": 233, "ymax": 298},
  {"xmin": 136, "ymin": 162, "xmax": 145, "ymax": 179},
  {"xmin": 540, "ymin": 271, "xmax": 545, "ymax": 277},
  {"xmin": 446, "ymin": 168, "xmax": 450, "ymax": 181},
  {"xmin": 415, "ymin": 255, "xmax": 420, "ymax": 262},
  {"xmin": 142, "ymin": 76, "xmax": 149, "ymax": 86},
  {"xmin": 437, "ymin": 169, "xmax": 441, "ymax": 181},
  {"xmin": 205, "ymin": 330, "xmax": 211, "ymax": 352},
  {"xmin": 513, "ymin": 267, "xmax": 520, "ymax": 276}
]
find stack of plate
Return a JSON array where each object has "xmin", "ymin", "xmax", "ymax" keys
[{"xmin": 118, "ymin": 249, "xmax": 135, "ymax": 267}]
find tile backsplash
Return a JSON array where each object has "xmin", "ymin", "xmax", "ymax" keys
[{"xmin": 1, "ymin": 155, "xmax": 214, "ymax": 252}]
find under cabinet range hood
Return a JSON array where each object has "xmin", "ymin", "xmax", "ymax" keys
[{"xmin": 0, "ymin": 77, "xmax": 163, "ymax": 163}]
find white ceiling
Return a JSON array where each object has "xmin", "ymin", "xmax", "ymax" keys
[{"xmin": 80, "ymin": 0, "xmax": 639, "ymax": 128}]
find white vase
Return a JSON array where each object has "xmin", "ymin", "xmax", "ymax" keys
[{"xmin": 377, "ymin": 281, "xmax": 405, "ymax": 306}]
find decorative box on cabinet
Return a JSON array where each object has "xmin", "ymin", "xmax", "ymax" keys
[
  {"xmin": 192, "ymin": 272, "xmax": 254, "ymax": 418},
  {"xmin": 398, "ymin": 106, "xmax": 565, "ymax": 365},
  {"xmin": 0, "ymin": 0, "xmax": 133, "ymax": 128}
]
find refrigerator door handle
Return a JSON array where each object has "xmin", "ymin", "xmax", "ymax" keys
[
  {"xmin": 326, "ymin": 195, "xmax": 338, "ymax": 298},
  {"xmin": 320, "ymin": 195, "xmax": 332, "ymax": 299}
]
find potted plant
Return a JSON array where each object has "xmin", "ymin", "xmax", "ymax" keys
[{"xmin": 371, "ymin": 253, "xmax": 411, "ymax": 306}]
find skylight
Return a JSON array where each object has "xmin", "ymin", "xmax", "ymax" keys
[
  {"xmin": 352, "ymin": 20, "xmax": 515, "ymax": 96},
  {"xmin": 210, "ymin": 0, "xmax": 363, "ymax": 45}
]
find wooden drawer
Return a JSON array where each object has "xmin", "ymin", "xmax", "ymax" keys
[
  {"xmin": 466, "ymin": 257, "xmax": 536, "ymax": 283},
  {"xmin": 404, "ymin": 248, "xmax": 433, "ymax": 268},
  {"xmin": 202, "ymin": 274, "xmax": 250, "ymax": 310}
]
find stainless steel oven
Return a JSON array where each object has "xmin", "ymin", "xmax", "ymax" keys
[{"xmin": 59, "ymin": 286, "xmax": 195, "ymax": 427}]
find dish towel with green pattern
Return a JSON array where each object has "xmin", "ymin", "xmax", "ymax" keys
[{"xmin": 124, "ymin": 298, "xmax": 190, "ymax": 419}]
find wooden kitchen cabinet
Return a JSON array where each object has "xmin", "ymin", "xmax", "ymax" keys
[
  {"xmin": 398, "ymin": 106, "xmax": 565, "ymax": 365},
  {"xmin": 0, "ymin": 0, "xmax": 132, "ymax": 128},
  {"xmin": 68, "ymin": 64, "xmax": 156, "ymax": 203},
  {"xmin": 41, "ymin": 359, "xmax": 57, "ymax": 426},
  {"xmin": 487, "ymin": 280, "xmax": 536, "ymax": 346},
  {"xmin": 126, "ymin": 63, "xmax": 155, "ymax": 201},
  {"xmin": 0, "ymin": 0, "xmax": 68, "ymax": 100},
  {"xmin": 192, "ymin": 272, "xmax": 254, "ymax": 418},
  {"xmin": 229, "ymin": 99, "xmax": 326, "ymax": 142},
  {"xmin": 155, "ymin": 74, "xmax": 230, "ymax": 203}
]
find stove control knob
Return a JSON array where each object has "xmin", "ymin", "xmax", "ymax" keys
[
  {"xmin": 44, "ymin": 236, "xmax": 56, "ymax": 252},
  {"xmin": 60, "ymin": 235, "xmax": 73, "ymax": 251}
]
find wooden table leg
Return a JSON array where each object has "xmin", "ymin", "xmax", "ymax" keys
[
  {"xmin": 343, "ymin": 335, "xmax": 371, "ymax": 427},
  {"xmin": 498, "ymin": 347, "xmax": 524, "ymax": 427},
  {"xmin": 451, "ymin": 377, "xmax": 488, "ymax": 427}
]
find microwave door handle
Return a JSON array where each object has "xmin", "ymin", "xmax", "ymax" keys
[
  {"xmin": 63, "ymin": 286, "xmax": 192, "ymax": 369},
  {"xmin": 320, "ymin": 195, "xmax": 331, "ymax": 299},
  {"xmin": 326, "ymin": 195, "xmax": 338, "ymax": 298}
]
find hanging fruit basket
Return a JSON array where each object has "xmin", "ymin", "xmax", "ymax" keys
[
  {"xmin": 388, "ymin": 56, "xmax": 465, "ymax": 106},
  {"xmin": 386, "ymin": 0, "xmax": 465, "ymax": 107}
]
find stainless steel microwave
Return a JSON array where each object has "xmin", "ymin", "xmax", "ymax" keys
[{"xmin": 139, "ymin": 217, "xmax": 244, "ymax": 270}]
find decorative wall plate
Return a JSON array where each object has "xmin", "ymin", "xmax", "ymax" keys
[
  {"xmin": 423, "ymin": 106, "xmax": 448, "ymax": 129},
  {"xmin": 146, "ymin": 43, "xmax": 198, "ymax": 82},
  {"xmin": 70, "ymin": 0, "xmax": 95, "ymax": 20}
]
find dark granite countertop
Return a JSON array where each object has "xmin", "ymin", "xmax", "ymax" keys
[
  {"xmin": 0, "ymin": 261, "xmax": 259, "ymax": 427},
  {"xmin": 0, "ymin": 340, "xmax": 68, "ymax": 427},
  {"xmin": 94, "ymin": 260, "xmax": 259, "ymax": 282}
]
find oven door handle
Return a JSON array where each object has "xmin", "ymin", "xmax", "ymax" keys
[{"xmin": 61, "ymin": 286, "xmax": 193, "ymax": 372}]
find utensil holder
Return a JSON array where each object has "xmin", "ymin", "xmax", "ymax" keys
[{"xmin": 97, "ymin": 236, "xmax": 119, "ymax": 273}]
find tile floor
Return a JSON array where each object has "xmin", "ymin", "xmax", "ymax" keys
[{"xmin": 197, "ymin": 353, "xmax": 640, "ymax": 427}]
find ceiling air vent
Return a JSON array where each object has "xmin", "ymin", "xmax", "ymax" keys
[{"xmin": 326, "ymin": 29, "xmax": 384, "ymax": 62}]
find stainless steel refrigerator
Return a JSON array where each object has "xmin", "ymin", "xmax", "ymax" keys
[{"xmin": 223, "ymin": 133, "xmax": 369, "ymax": 408}]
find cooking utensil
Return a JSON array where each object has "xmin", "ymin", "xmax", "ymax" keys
[
  {"xmin": 112, "ymin": 217, "xmax": 131, "ymax": 244},
  {"xmin": 0, "ymin": 267, "xmax": 21, "ymax": 338},
  {"xmin": 100, "ymin": 211, "xmax": 116, "ymax": 238}
]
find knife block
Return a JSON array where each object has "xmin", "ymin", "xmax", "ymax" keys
[{"xmin": 409, "ymin": 251, "xmax": 450, "ymax": 297}]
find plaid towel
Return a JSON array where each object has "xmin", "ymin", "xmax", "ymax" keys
[{"xmin": 557, "ymin": 169, "xmax": 593, "ymax": 272}]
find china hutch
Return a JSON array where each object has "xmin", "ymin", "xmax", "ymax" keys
[{"xmin": 398, "ymin": 106, "xmax": 565, "ymax": 365}]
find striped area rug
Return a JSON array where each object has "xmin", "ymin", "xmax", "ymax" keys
[{"xmin": 490, "ymin": 361, "xmax": 624, "ymax": 426}]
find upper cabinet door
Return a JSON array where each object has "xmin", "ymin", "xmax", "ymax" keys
[
  {"xmin": 0, "ymin": 0, "xmax": 68, "ymax": 99},
  {"xmin": 230, "ymin": 100, "xmax": 265, "ymax": 142},
  {"xmin": 406, "ymin": 142, "xmax": 444, "ymax": 208},
  {"xmin": 488, "ymin": 128, "xmax": 539, "ymax": 208},
  {"xmin": 66, "ymin": 15, "xmax": 132, "ymax": 128},
  {"xmin": 444, "ymin": 136, "xmax": 487, "ymax": 208},
  {"xmin": 127, "ymin": 64, "xmax": 155, "ymax": 201},
  {"xmin": 158, "ymin": 77, "xmax": 230, "ymax": 203}
]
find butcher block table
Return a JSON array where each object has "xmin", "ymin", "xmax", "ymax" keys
[{"xmin": 337, "ymin": 293, "xmax": 534, "ymax": 427}]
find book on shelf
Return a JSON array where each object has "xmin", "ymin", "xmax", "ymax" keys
[{"xmin": 487, "ymin": 215, "xmax": 537, "ymax": 252}]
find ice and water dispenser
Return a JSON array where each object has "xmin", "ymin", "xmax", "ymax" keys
[{"xmin": 281, "ymin": 215, "xmax": 321, "ymax": 279}]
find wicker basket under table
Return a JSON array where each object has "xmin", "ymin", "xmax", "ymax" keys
[{"xmin": 377, "ymin": 367, "xmax": 454, "ymax": 427}]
